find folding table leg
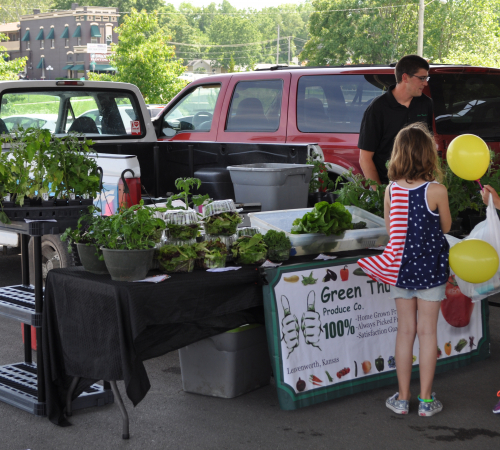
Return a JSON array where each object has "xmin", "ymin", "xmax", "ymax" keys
[
  {"xmin": 109, "ymin": 381, "xmax": 130, "ymax": 440},
  {"xmin": 65, "ymin": 376, "xmax": 80, "ymax": 417}
]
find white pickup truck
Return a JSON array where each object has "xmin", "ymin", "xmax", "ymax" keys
[{"xmin": 0, "ymin": 80, "xmax": 316, "ymax": 278}]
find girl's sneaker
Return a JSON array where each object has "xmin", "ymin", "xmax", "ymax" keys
[
  {"xmin": 418, "ymin": 393, "xmax": 443, "ymax": 417},
  {"xmin": 493, "ymin": 391, "xmax": 500, "ymax": 414},
  {"xmin": 386, "ymin": 392, "xmax": 409, "ymax": 415}
]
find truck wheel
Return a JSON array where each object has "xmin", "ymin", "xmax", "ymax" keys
[{"xmin": 28, "ymin": 235, "xmax": 75, "ymax": 285}]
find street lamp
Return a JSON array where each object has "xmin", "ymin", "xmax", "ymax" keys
[{"xmin": 417, "ymin": 0, "xmax": 448, "ymax": 57}]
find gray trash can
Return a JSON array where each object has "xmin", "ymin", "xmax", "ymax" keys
[
  {"xmin": 178, "ymin": 324, "xmax": 271, "ymax": 398},
  {"xmin": 227, "ymin": 163, "xmax": 314, "ymax": 211}
]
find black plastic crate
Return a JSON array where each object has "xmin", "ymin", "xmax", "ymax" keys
[{"xmin": 2, "ymin": 204, "xmax": 91, "ymax": 222}]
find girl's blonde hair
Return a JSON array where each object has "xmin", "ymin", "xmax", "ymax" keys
[{"xmin": 387, "ymin": 122, "xmax": 443, "ymax": 183}]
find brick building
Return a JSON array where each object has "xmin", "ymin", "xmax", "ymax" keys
[{"xmin": 5, "ymin": 3, "xmax": 119, "ymax": 80}]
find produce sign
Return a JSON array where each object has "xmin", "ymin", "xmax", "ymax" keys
[{"xmin": 262, "ymin": 257, "xmax": 490, "ymax": 410}]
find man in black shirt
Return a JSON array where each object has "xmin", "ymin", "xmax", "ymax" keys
[{"xmin": 358, "ymin": 55, "xmax": 433, "ymax": 186}]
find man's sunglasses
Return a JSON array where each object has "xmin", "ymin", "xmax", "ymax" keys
[{"xmin": 411, "ymin": 75, "xmax": 430, "ymax": 82}]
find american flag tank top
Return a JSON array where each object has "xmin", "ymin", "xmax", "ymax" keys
[{"xmin": 358, "ymin": 181, "xmax": 449, "ymax": 289}]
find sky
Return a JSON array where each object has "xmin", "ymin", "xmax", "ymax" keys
[{"xmin": 168, "ymin": 0, "xmax": 307, "ymax": 10}]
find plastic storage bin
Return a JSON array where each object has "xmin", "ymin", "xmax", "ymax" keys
[
  {"xmin": 178, "ymin": 324, "xmax": 271, "ymax": 398},
  {"xmin": 227, "ymin": 163, "xmax": 314, "ymax": 211},
  {"xmin": 249, "ymin": 206, "xmax": 389, "ymax": 256}
]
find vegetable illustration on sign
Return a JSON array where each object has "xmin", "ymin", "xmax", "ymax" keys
[
  {"xmin": 388, "ymin": 356, "xmax": 396, "ymax": 368},
  {"xmin": 301, "ymin": 291, "xmax": 322, "ymax": 350},
  {"xmin": 437, "ymin": 346, "xmax": 442, "ymax": 358},
  {"xmin": 455, "ymin": 338, "xmax": 467, "ymax": 353},
  {"xmin": 322, "ymin": 269, "xmax": 337, "ymax": 282},
  {"xmin": 336, "ymin": 367, "xmax": 350, "ymax": 379},
  {"xmin": 469, "ymin": 336, "xmax": 476, "ymax": 350},
  {"xmin": 281, "ymin": 295, "xmax": 300, "ymax": 358},
  {"xmin": 353, "ymin": 268, "xmax": 368, "ymax": 277},
  {"xmin": 444, "ymin": 342, "xmax": 452, "ymax": 355},
  {"xmin": 362, "ymin": 361, "xmax": 371, "ymax": 374},
  {"xmin": 284, "ymin": 275, "xmax": 299, "ymax": 283},
  {"xmin": 340, "ymin": 266, "xmax": 349, "ymax": 281},
  {"xmin": 325, "ymin": 371, "xmax": 334, "ymax": 383},
  {"xmin": 296, "ymin": 378, "xmax": 306, "ymax": 392},
  {"xmin": 310, "ymin": 374, "xmax": 323, "ymax": 386},
  {"xmin": 301, "ymin": 271, "xmax": 317, "ymax": 285},
  {"xmin": 375, "ymin": 356, "xmax": 384, "ymax": 372},
  {"xmin": 441, "ymin": 276, "xmax": 474, "ymax": 327}
]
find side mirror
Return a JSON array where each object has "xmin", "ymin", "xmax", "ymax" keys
[{"xmin": 163, "ymin": 128, "xmax": 176, "ymax": 137}]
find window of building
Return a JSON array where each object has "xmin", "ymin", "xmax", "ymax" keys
[
  {"xmin": 225, "ymin": 80, "xmax": 283, "ymax": 132},
  {"xmin": 67, "ymin": 53, "xmax": 73, "ymax": 62},
  {"xmin": 111, "ymin": 16, "xmax": 117, "ymax": 22},
  {"xmin": 87, "ymin": 15, "xmax": 94, "ymax": 21},
  {"xmin": 103, "ymin": 16, "xmax": 109, "ymax": 21},
  {"xmin": 40, "ymin": 40, "xmax": 44, "ymax": 49},
  {"xmin": 77, "ymin": 37, "xmax": 81, "ymax": 46},
  {"xmin": 106, "ymin": 25, "xmax": 113, "ymax": 45},
  {"xmin": 51, "ymin": 39, "xmax": 55, "ymax": 48},
  {"xmin": 91, "ymin": 37, "xmax": 98, "ymax": 44},
  {"xmin": 26, "ymin": 41, "xmax": 30, "ymax": 50},
  {"xmin": 162, "ymin": 84, "xmax": 221, "ymax": 135},
  {"xmin": 95, "ymin": 16, "xmax": 101, "ymax": 21},
  {"xmin": 65, "ymin": 38, "xmax": 69, "ymax": 47}
]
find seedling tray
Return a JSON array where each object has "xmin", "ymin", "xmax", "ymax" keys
[{"xmin": 2, "ymin": 204, "xmax": 90, "ymax": 222}]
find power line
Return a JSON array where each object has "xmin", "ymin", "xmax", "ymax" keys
[{"xmin": 167, "ymin": 36, "xmax": 294, "ymax": 48}]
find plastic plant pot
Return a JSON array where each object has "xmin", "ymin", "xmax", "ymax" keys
[
  {"xmin": 201, "ymin": 255, "xmax": 226, "ymax": 270},
  {"xmin": 101, "ymin": 248, "xmax": 154, "ymax": 281},
  {"xmin": 236, "ymin": 227, "xmax": 260, "ymax": 238},
  {"xmin": 234, "ymin": 250, "xmax": 267, "ymax": 266},
  {"xmin": 267, "ymin": 247, "xmax": 291, "ymax": 262},
  {"xmin": 203, "ymin": 200, "xmax": 242, "ymax": 236},
  {"xmin": 164, "ymin": 210, "xmax": 200, "ymax": 241},
  {"xmin": 76, "ymin": 243, "xmax": 109, "ymax": 275},
  {"xmin": 158, "ymin": 258, "xmax": 195, "ymax": 273}
]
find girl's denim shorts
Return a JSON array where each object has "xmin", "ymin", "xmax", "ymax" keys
[{"xmin": 390, "ymin": 284, "xmax": 447, "ymax": 302}]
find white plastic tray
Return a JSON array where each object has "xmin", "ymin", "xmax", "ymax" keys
[{"xmin": 248, "ymin": 206, "xmax": 388, "ymax": 256}]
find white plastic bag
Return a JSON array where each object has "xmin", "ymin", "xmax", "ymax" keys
[{"xmin": 446, "ymin": 193, "xmax": 500, "ymax": 302}]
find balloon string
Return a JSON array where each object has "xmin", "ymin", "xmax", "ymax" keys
[{"xmin": 476, "ymin": 179, "xmax": 484, "ymax": 192}]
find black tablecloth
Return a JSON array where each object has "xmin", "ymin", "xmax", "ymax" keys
[{"xmin": 43, "ymin": 250, "xmax": 380, "ymax": 426}]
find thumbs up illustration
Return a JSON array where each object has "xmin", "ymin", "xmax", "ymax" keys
[
  {"xmin": 301, "ymin": 291, "xmax": 322, "ymax": 350},
  {"xmin": 281, "ymin": 295, "xmax": 300, "ymax": 358}
]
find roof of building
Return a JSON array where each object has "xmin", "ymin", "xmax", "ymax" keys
[{"xmin": 0, "ymin": 22, "xmax": 20, "ymax": 33}]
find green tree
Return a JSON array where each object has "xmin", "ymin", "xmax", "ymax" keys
[
  {"xmin": 301, "ymin": 0, "xmax": 500, "ymax": 65},
  {"xmin": 88, "ymin": 9, "xmax": 187, "ymax": 104},
  {"xmin": 0, "ymin": 34, "xmax": 27, "ymax": 80},
  {"xmin": 206, "ymin": 13, "xmax": 263, "ymax": 69},
  {"xmin": 0, "ymin": 1, "xmax": 53, "ymax": 22}
]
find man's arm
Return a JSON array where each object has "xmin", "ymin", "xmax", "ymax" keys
[{"xmin": 359, "ymin": 149, "xmax": 381, "ymax": 188}]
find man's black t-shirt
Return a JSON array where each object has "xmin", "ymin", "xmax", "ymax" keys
[{"xmin": 357, "ymin": 85, "xmax": 433, "ymax": 184}]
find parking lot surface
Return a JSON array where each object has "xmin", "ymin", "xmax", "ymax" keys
[{"xmin": 0, "ymin": 252, "xmax": 499, "ymax": 450}]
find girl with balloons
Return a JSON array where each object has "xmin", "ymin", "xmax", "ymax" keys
[{"xmin": 358, "ymin": 122, "xmax": 451, "ymax": 417}]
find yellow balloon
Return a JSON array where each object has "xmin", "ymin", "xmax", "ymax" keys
[
  {"xmin": 447, "ymin": 134, "xmax": 490, "ymax": 181},
  {"xmin": 450, "ymin": 239, "xmax": 499, "ymax": 284}
]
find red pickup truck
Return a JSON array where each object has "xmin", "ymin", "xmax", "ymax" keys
[{"xmin": 154, "ymin": 64, "xmax": 500, "ymax": 179}]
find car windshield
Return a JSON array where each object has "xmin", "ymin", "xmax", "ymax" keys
[
  {"xmin": 0, "ymin": 89, "xmax": 143, "ymax": 138},
  {"xmin": 429, "ymin": 73, "xmax": 500, "ymax": 139}
]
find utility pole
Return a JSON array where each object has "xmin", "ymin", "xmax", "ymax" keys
[
  {"xmin": 276, "ymin": 25, "xmax": 280, "ymax": 65},
  {"xmin": 417, "ymin": 0, "xmax": 424, "ymax": 57},
  {"xmin": 288, "ymin": 36, "xmax": 291, "ymax": 65}
]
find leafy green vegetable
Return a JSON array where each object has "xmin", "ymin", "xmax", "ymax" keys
[
  {"xmin": 301, "ymin": 271, "xmax": 317, "ymax": 285},
  {"xmin": 166, "ymin": 223, "xmax": 200, "ymax": 240},
  {"xmin": 157, "ymin": 243, "xmax": 197, "ymax": 272},
  {"xmin": 291, "ymin": 202, "xmax": 353, "ymax": 236},
  {"xmin": 204, "ymin": 212, "xmax": 242, "ymax": 236},
  {"xmin": 263, "ymin": 230, "xmax": 291, "ymax": 250},
  {"xmin": 194, "ymin": 238, "xmax": 227, "ymax": 269},
  {"xmin": 352, "ymin": 221, "xmax": 367, "ymax": 229},
  {"xmin": 231, "ymin": 233, "xmax": 268, "ymax": 265}
]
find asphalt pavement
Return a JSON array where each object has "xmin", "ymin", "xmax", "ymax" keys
[{"xmin": 0, "ymin": 251, "xmax": 499, "ymax": 450}]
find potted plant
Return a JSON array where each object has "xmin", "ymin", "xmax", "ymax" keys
[
  {"xmin": 165, "ymin": 177, "xmax": 211, "ymax": 212},
  {"xmin": 334, "ymin": 169, "xmax": 386, "ymax": 218},
  {"xmin": 100, "ymin": 201, "xmax": 166, "ymax": 281},
  {"xmin": 156, "ymin": 243, "xmax": 198, "ymax": 273},
  {"xmin": 203, "ymin": 200, "xmax": 242, "ymax": 236},
  {"xmin": 195, "ymin": 238, "xmax": 227, "ymax": 269},
  {"xmin": 307, "ymin": 152, "xmax": 336, "ymax": 206},
  {"xmin": 60, "ymin": 206, "xmax": 110, "ymax": 274},
  {"xmin": 263, "ymin": 230, "xmax": 292, "ymax": 262},
  {"xmin": 231, "ymin": 233, "xmax": 268, "ymax": 265}
]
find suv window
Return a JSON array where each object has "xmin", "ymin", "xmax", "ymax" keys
[
  {"xmin": 429, "ymin": 74, "xmax": 500, "ymax": 139},
  {"xmin": 226, "ymin": 79, "xmax": 283, "ymax": 132},
  {"xmin": 297, "ymin": 74, "xmax": 395, "ymax": 133},
  {"xmin": 162, "ymin": 84, "xmax": 220, "ymax": 135},
  {"xmin": 0, "ymin": 90, "xmax": 142, "ymax": 137}
]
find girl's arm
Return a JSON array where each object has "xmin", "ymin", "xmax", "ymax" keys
[
  {"xmin": 482, "ymin": 185, "xmax": 500, "ymax": 210},
  {"xmin": 384, "ymin": 185, "xmax": 391, "ymax": 234},
  {"xmin": 428, "ymin": 184, "xmax": 451, "ymax": 234}
]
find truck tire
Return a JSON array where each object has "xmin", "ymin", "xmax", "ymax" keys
[{"xmin": 28, "ymin": 235, "xmax": 75, "ymax": 285}]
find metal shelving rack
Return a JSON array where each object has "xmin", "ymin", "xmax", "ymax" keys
[{"xmin": 0, "ymin": 218, "xmax": 113, "ymax": 416}]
